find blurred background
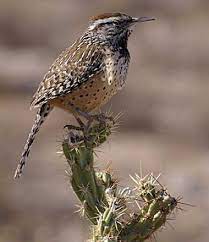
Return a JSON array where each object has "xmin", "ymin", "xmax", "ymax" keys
[{"xmin": 1, "ymin": 0, "xmax": 209, "ymax": 241}]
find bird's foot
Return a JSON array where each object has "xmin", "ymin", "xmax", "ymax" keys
[
  {"xmin": 64, "ymin": 124, "xmax": 83, "ymax": 131},
  {"xmin": 65, "ymin": 106, "xmax": 114, "ymax": 146},
  {"xmin": 89, "ymin": 113, "xmax": 115, "ymax": 125},
  {"xmin": 74, "ymin": 108, "xmax": 114, "ymax": 126}
]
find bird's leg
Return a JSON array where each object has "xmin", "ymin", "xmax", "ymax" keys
[
  {"xmin": 67, "ymin": 104, "xmax": 113, "ymax": 137},
  {"xmin": 89, "ymin": 113, "xmax": 115, "ymax": 125},
  {"xmin": 68, "ymin": 105, "xmax": 95, "ymax": 131},
  {"xmin": 74, "ymin": 107, "xmax": 114, "ymax": 126},
  {"xmin": 64, "ymin": 113, "xmax": 88, "ymax": 146},
  {"xmin": 65, "ymin": 103, "xmax": 87, "ymax": 130},
  {"xmin": 71, "ymin": 112, "xmax": 91, "ymax": 139},
  {"xmin": 74, "ymin": 107, "xmax": 94, "ymax": 121},
  {"xmin": 64, "ymin": 124, "xmax": 83, "ymax": 131},
  {"xmin": 74, "ymin": 114, "xmax": 86, "ymax": 129},
  {"xmin": 65, "ymin": 105, "xmax": 115, "ymax": 147}
]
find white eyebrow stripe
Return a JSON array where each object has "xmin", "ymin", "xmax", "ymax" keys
[{"xmin": 88, "ymin": 17, "xmax": 120, "ymax": 30}]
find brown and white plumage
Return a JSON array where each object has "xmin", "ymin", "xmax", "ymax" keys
[
  {"xmin": 30, "ymin": 42, "xmax": 105, "ymax": 109},
  {"xmin": 14, "ymin": 13, "xmax": 155, "ymax": 178}
]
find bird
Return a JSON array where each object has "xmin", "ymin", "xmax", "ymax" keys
[{"xmin": 14, "ymin": 13, "xmax": 155, "ymax": 179}]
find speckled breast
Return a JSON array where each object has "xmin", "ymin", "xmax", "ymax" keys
[
  {"xmin": 50, "ymin": 72, "xmax": 118, "ymax": 113},
  {"xmin": 50, "ymin": 49, "xmax": 129, "ymax": 113}
]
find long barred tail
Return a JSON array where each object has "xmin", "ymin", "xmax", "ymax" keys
[{"xmin": 14, "ymin": 103, "xmax": 53, "ymax": 179}]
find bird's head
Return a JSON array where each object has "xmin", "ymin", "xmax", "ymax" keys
[{"xmin": 88, "ymin": 13, "xmax": 155, "ymax": 44}]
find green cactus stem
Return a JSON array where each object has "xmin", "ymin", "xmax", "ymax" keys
[{"xmin": 61, "ymin": 116, "xmax": 179, "ymax": 241}]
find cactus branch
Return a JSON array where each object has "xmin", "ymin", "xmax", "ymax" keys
[{"xmin": 62, "ymin": 115, "xmax": 179, "ymax": 241}]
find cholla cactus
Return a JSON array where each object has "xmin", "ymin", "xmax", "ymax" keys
[{"xmin": 62, "ymin": 116, "xmax": 179, "ymax": 242}]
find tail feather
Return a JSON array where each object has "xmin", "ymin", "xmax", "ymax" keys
[{"xmin": 14, "ymin": 103, "xmax": 53, "ymax": 179}]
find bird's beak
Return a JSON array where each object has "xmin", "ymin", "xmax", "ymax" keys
[{"xmin": 132, "ymin": 17, "xmax": 156, "ymax": 23}]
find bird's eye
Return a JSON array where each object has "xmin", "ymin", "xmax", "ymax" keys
[
  {"xmin": 98, "ymin": 21, "xmax": 117, "ymax": 28},
  {"xmin": 98, "ymin": 22, "xmax": 106, "ymax": 27},
  {"xmin": 98, "ymin": 22, "xmax": 114, "ymax": 28}
]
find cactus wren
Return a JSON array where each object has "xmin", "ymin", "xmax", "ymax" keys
[{"xmin": 14, "ymin": 13, "xmax": 155, "ymax": 178}]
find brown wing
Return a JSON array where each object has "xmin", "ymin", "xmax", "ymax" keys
[{"xmin": 31, "ymin": 40, "xmax": 105, "ymax": 109}]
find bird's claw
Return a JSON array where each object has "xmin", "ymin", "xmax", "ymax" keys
[{"xmin": 64, "ymin": 124, "xmax": 83, "ymax": 131}]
